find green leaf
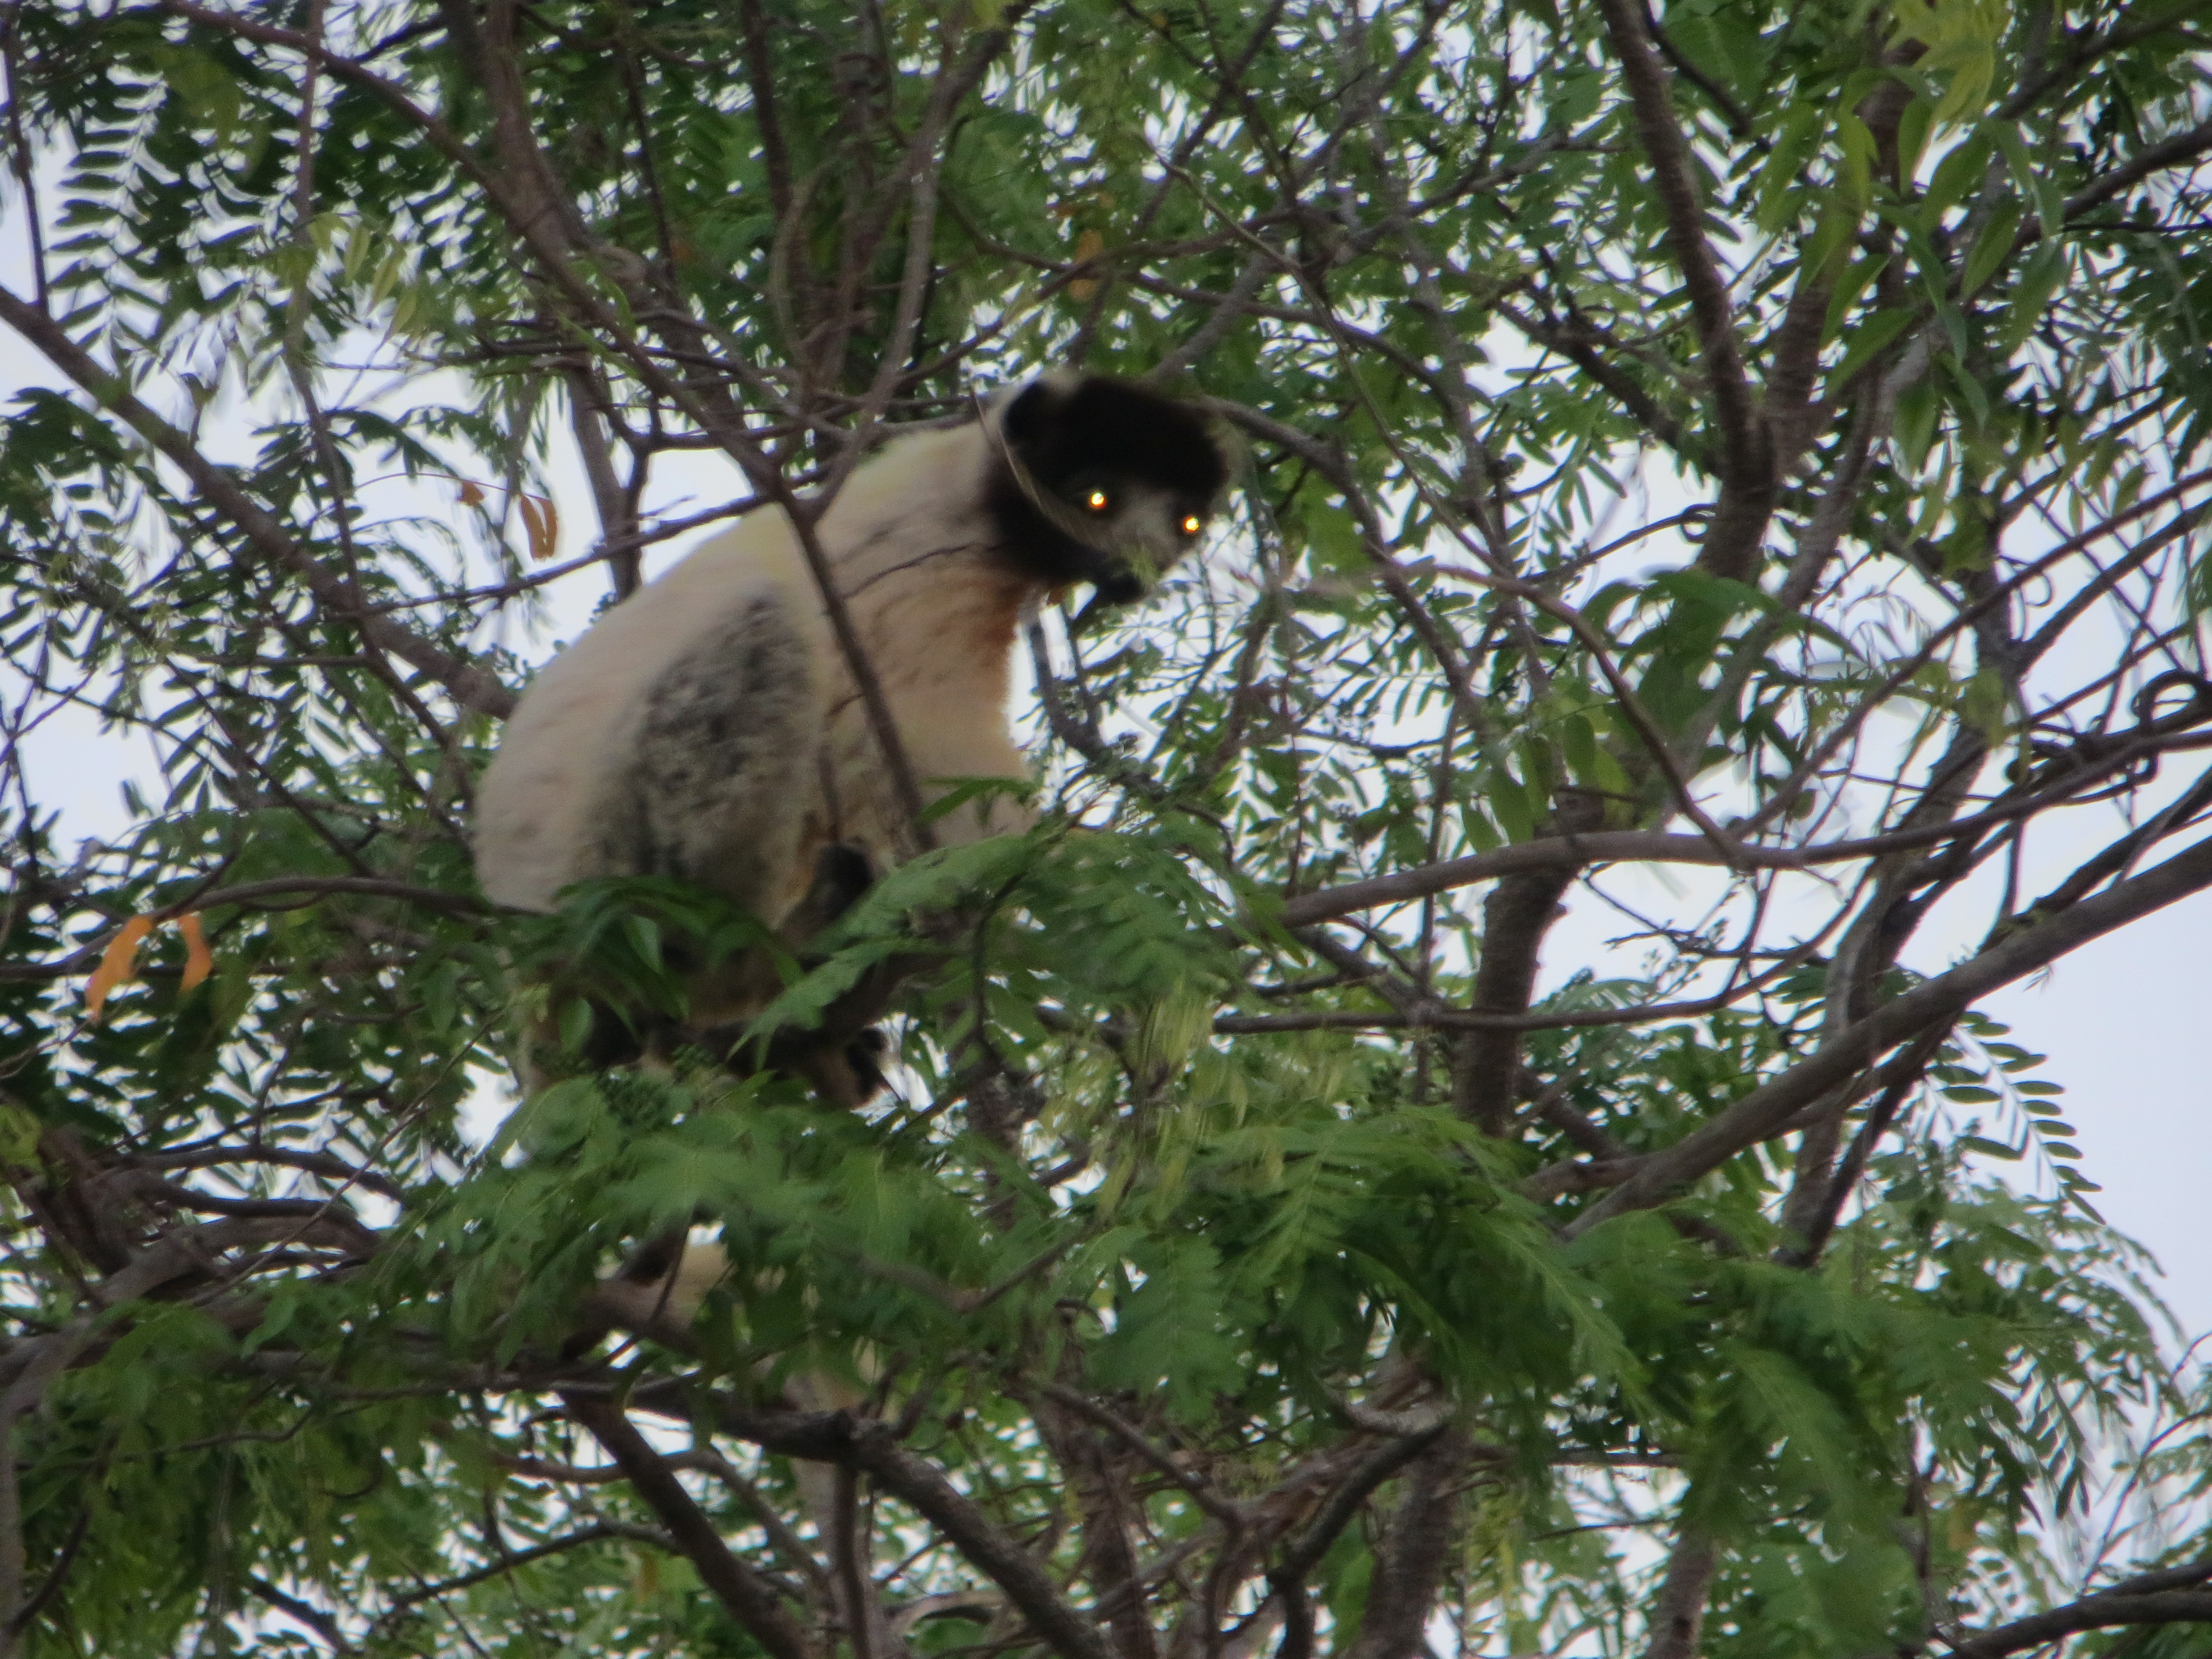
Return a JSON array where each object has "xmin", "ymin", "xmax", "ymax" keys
[
  {"xmin": 1961, "ymin": 196, "xmax": 2022, "ymax": 296},
  {"xmin": 1823, "ymin": 307, "xmax": 1916, "ymax": 398}
]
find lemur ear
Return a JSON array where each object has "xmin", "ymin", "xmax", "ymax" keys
[{"xmin": 1000, "ymin": 377, "xmax": 1065, "ymax": 445}]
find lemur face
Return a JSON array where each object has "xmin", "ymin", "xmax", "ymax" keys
[{"xmin": 987, "ymin": 374, "xmax": 1229, "ymax": 603}]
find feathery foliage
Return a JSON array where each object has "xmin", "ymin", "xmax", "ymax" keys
[{"xmin": 2, "ymin": 0, "xmax": 2211, "ymax": 1653}]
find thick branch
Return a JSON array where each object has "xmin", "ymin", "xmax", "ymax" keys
[
  {"xmin": 1947, "ymin": 1590, "xmax": 2212, "ymax": 1659},
  {"xmin": 1036, "ymin": 1413, "xmax": 1157, "ymax": 1659},
  {"xmin": 1644, "ymin": 1532, "xmax": 1718, "ymax": 1659},
  {"xmin": 1275, "ymin": 831, "xmax": 1742, "ymax": 926},
  {"xmin": 565, "ymin": 372, "xmax": 641, "ymax": 599},
  {"xmin": 1569, "ymin": 830, "xmax": 2212, "ymax": 1234},
  {"xmin": 1449, "ymin": 851, "xmax": 1585, "ymax": 1134},
  {"xmin": 242, "ymin": 1575, "xmax": 350, "ymax": 1650},
  {"xmin": 2060, "ymin": 117, "xmax": 2212, "ymax": 226},
  {"xmin": 2099, "ymin": 1557, "xmax": 2212, "ymax": 1598},
  {"xmin": 1588, "ymin": 0, "xmax": 1771, "ymax": 581},
  {"xmin": 119, "ymin": 1145, "xmax": 403, "ymax": 1204},
  {"xmin": 1279, "ymin": 1426, "xmax": 1449, "ymax": 1583},
  {"xmin": 1781, "ymin": 1024, "xmax": 1949, "ymax": 1264},
  {"xmin": 1341, "ymin": 1431, "xmax": 1470, "ymax": 1659},
  {"xmin": 849, "ymin": 1434, "xmax": 1113, "ymax": 1659},
  {"xmin": 1586, "ymin": 0, "xmax": 1742, "ymax": 386},
  {"xmin": 562, "ymin": 1395, "xmax": 814, "ymax": 1659},
  {"xmin": 1272, "ymin": 734, "xmax": 2212, "ymax": 928}
]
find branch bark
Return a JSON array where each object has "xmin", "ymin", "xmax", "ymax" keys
[
  {"xmin": 1570, "ymin": 829, "xmax": 2212, "ymax": 1234},
  {"xmin": 1268, "ymin": 732, "xmax": 2212, "ymax": 928},
  {"xmin": 562, "ymin": 1394, "xmax": 815, "ymax": 1659},
  {"xmin": 1341, "ymin": 1430, "xmax": 1472, "ymax": 1659},
  {"xmin": 2059, "ymin": 116, "xmax": 2212, "ymax": 226},
  {"xmin": 1449, "ymin": 796, "xmax": 1601, "ymax": 1134},
  {"xmin": 1946, "ymin": 1590, "xmax": 2212, "ymax": 1659},
  {"xmin": 1644, "ymin": 1531, "xmax": 1718, "ymax": 1659},
  {"xmin": 1589, "ymin": 0, "xmax": 1772, "ymax": 581},
  {"xmin": 1036, "ymin": 1410, "xmax": 1158, "ymax": 1659}
]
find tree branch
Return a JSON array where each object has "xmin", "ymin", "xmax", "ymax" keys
[
  {"xmin": 1272, "ymin": 729, "xmax": 2212, "ymax": 930},
  {"xmin": 1496, "ymin": 300, "xmax": 1693, "ymax": 458},
  {"xmin": 1570, "ymin": 830, "xmax": 2212, "ymax": 1234},
  {"xmin": 1449, "ymin": 807, "xmax": 1594, "ymax": 1134},
  {"xmin": 562, "ymin": 1394, "xmax": 815, "ymax": 1659},
  {"xmin": 243, "ymin": 1575, "xmax": 352, "ymax": 1651},
  {"xmin": 1947, "ymin": 1590, "xmax": 2212, "ymax": 1659},
  {"xmin": 1643, "ymin": 1531, "xmax": 1718, "ymax": 1659},
  {"xmin": 622, "ymin": 1389, "xmax": 1113, "ymax": 1659},
  {"xmin": 2061, "ymin": 117, "xmax": 2212, "ymax": 225},
  {"xmin": 1588, "ymin": 0, "xmax": 1772, "ymax": 581},
  {"xmin": 849, "ymin": 1433, "xmax": 1112, "ymax": 1659},
  {"xmin": 1341, "ymin": 1430, "xmax": 1471, "ymax": 1659}
]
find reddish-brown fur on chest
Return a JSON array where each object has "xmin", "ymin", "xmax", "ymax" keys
[{"xmin": 851, "ymin": 560, "xmax": 1027, "ymax": 709}]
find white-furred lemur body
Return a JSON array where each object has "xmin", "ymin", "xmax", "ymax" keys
[{"xmin": 474, "ymin": 373, "xmax": 1230, "ymax": 1098}]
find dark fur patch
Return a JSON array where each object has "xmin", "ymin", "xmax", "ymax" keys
[
  {"xmin": 597, "ymin": 596, "xmax": 810, "ymax": 895},
  {"xmin": 1003, "ymin": 376, "xmax": 1228, "ymax": 498},
  {"xmin": 986, "ymin": 375, "xmax": 1228, "ymax": 591},
  {"xmin": 808, "ymin": 843, "xmax": 877, "ymax": 921}
]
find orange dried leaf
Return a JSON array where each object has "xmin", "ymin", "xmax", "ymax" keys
[
  {"xmin": 457, "ymin": 478, "xmax": 487, "ymax": 507},
  {"xmin": 514, "ymin": 492, "xmax": 543, "ymax": 556},
  {"xmin": 176, "ymin": 912, "xmax": 213, "ymax": 993},
  {"xmin": 1069, "ymin": 228, "xmax": 1105, "ymax": 302},
  {"xmin": 517, "ymin": 493, "xmax": 559, "ymax": 562},
  {"xmin": 86, "ymin": 915, "xmax": 155, "ymax": 1021}
]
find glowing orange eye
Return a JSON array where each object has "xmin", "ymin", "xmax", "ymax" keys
[
  {"xmin": 1180, "ymin": 515, "xmax": 1203, "ymax": 536},
  {"xmin": 1085, "ymin": 490, "xmax": 1110, "ymax": 512}
]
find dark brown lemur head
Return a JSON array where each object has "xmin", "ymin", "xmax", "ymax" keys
[{"xmin": 983, "ymin": 373, "xmax": 1230, "ymax": 604}]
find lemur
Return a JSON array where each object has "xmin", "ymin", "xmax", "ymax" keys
[{"xmin": 474, "ymin": 372, "xmax": 1231, "ymax": 1101}]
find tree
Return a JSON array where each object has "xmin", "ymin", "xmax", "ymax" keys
[{"xmin": 2, "ymin": 0, "xmax": 2211, "ymax": 1652}]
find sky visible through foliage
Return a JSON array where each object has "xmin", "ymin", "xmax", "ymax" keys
[{"xmin": 4, "ymin": 0, "xmax": 2212, "ymax": 1655}]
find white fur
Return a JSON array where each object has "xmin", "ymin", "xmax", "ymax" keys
[{"xmin": 476, "ymin": 420, "xmax": 1039, "ymax": 927}]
